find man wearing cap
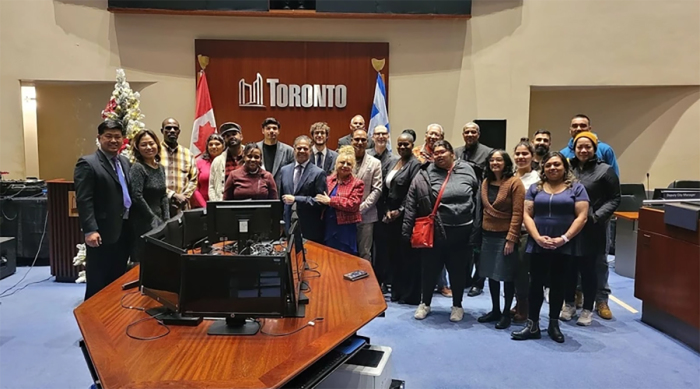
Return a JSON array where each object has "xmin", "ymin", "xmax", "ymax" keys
[
  {"xmin": 337, "ymin": 115, "xmax": 375, "ymax": 150},
  {"xmin": 209, "ymin": 122, "xmax": 244, "ymax": 201},
  {"xmin": 256, "ymin": 117, "xmax": 294, "ymax": 191}
]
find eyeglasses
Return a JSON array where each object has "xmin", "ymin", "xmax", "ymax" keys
[
  {"xmin": 353, "ymin": 138, "xmax": 368, "ymax": 143},
  {"xmin": 374, "ymin": 132, "xmax": 388, "ymax": 137},
  {"xmin": 164, "ymin": 126, "xmax": 179, "ymax": 131}
]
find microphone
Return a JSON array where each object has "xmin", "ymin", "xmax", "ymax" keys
[{"xmin": 646, "ymin": 173, "xmax": 651, "ymax": 200}]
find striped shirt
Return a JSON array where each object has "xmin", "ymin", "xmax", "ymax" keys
[{"xmin": 160, "ymin": 142, "xmax": 198, "ymax": 200}]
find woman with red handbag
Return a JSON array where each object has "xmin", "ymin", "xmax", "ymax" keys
[
  {"xmin": 402, "ymin": 140, "xmax": 482, "ymax": 322},
  {"xmin": 315, "ymin": 146, "xmax": 365, "ymax": 256}
]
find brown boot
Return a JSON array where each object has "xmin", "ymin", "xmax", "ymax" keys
[{"xmin": 513, "ymin": 298, "xmax": 528, "ymax": 324}]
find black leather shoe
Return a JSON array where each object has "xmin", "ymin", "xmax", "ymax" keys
[
  {"xmin": 477, "ymin": 310, "xmax": 501, "ymax": 323},
  {"xmin": 547, "ymin": 320, "xmax": 565, "ymax": 343},
  {"xmin": 511, "ymin": 319, "xmax": 541, "ymax": 340},
  {"xmin": 468, "ymin": 286, "xmax": 483, "ymax": 297},
  {"xmin": 496, "ymin": 314, "xmax": 511, "ymax": 329}
]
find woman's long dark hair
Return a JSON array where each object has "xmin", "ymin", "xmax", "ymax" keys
[
  {"xmin": 536, "ymin": 151, "xmax": 576, "ymax": 191},
  {"xmin": 484, "ymin": 149, "xmax": 514, "ymax": 182},
  {"xmin": 201, "ymin": 133, "xmax": 225, "ymax": 161},
  {"xmin": 131, "ymin": 129, "xmax": 161, "ymax": 163}
]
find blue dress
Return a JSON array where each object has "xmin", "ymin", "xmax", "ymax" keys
[
  {"xmin": 525, "ymin": 182, "xmax": 589, "ymax": 256},
  {"xmin": 324, "ymin": 185, "xmax": 358, "ymax": 255}
]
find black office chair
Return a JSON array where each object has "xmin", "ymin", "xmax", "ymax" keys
[
  {"xmin": 621, "ymin": 183, "xmax": 647, "ymax": 200},
  {"xmin": 668, "ymin": 180, "xmax": 700, "ymax": 189}
]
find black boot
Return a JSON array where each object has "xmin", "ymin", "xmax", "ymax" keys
[
  {"xmin": 547, "ymin": 320, "xmax": 565, "ymax": 343},
  {"xmin": 496, "ymin": 312, "xmax": 512, "ymax": 329},
  {"xmin": 477, "ymin": 310, "xmax": 501, "ymax": 323},
  {"xmin": 511, "ymin": 319, "xmax": 541, "ymax": 340}
]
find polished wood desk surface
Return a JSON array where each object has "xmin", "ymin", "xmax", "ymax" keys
[
  {"xmin": 74, "ymin": 241, "xmax": 387, "ymax": 389},
  {"xmin": 614, "ymin": 211, "xmax": 639, "ymax": 221}
]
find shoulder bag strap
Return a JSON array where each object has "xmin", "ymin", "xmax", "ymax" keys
[{"xmin": 430, "ymin": 166, "xmax": 453, "ymax": 217}]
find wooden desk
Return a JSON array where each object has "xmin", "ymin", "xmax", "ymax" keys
[
  {"xmin": 74, "ymin": 242, "xmax": 387, "ymax": 389},
  {"xmin": 614, "ymin": 211, "xmax": 639, "ymax": 221},
  {"xmin": 613, "ymin": 211, "xmax": 640, "ymax": 278},
  {"xmin": 635, "ymin": 207, "xmax": 699, "ymax": 351}
]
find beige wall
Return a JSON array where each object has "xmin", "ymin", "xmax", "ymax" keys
[
  {"xmin": 529, "ymin": 87, "xmax": 700, "ymax": 188},
  {"xmin": 34, "ymin": 82, "xmax": 149, "ymax": 180},
  {"xmin": 1, "ymin": 0, "xmax": 699, "ymax": 185}
]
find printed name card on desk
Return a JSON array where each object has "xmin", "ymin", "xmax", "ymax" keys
[{"xmin": 664, "ymin": 203, "xmax": 700, "ymax": 232}]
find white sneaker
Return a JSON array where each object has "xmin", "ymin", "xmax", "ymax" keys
[
  {"xmin": 560, "ymin": 304, "xmax": 577, "ymax": 321},
  {"xmin": 450, "ymin": 306, "xmax": 464, "ymax": 322},
  {"xmin": 414, "ymin": 303, "xmax": 431, "ymax": 320},
  {"xmin": 544, "ymin": 288, "xmax": 550, "ymax": 304},
  {"xmin": 577, "ymin": 309, "xmax": 593, "ymax": 326}
]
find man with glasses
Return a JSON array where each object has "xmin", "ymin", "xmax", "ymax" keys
[
  {"xmin": 278, "ymin": 135, "xmax": 327, "ymax": 243},
  {"xmin": 338, "ymin": 115, "xmax": 375, "ymax": 149},
  {"xmin": 310, "ymin": 122, "xmax": 338, "ymax": 175},
  {"xmin": 560, "ymin": 114, "xmax": 619, "ymax": 175},
  {"xmin": 413, "ymin": 123, "xmax": 444, "ymax": 163},
  {"xmin": 352, "ymin": 129, "xmax": 383, "ymax": 263},
  {"xmin": 160, "ymin": 118, "xmax": 198, "ymax": 215},
  {"xmin": 74, "ymin": 120, "xmax": 133, "ymax": 300}
]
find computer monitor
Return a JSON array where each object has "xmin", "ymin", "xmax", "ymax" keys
[
  {"xmin": 140, "ymin": 230, "xmax": 185, "ymax": 314},
  {"xmin": 207, "ymin": 200, "xmax": 284, "ymax": 253},
  {"xmin": 179, "ymin": 254, "xmax": 288, "ymax": 336},
  {"xmin": 164, "ymin": 215, "xmax": 184, "ymax": 249},
  {"xmin": 182, "ymin": 208, "xmax": 207, "ymax": 250}
]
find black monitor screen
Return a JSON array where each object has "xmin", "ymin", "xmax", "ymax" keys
[
  {"xmin": 164, "ymin": 215, "xmax": 184, "ymax": 249},
  {"xmin": 207, "ymin": 200, "xmax": 283, "ymax": 243},
  {"xmin": 140, "ymin": 237, "xmax": 184, "ymax": 312},
  {"xmin": 182, "ymin": 208, "xmax": 207, "ymax": 249},
  {"xmin": 179, "ymin": 255, "xmax": 286, "ymax": 318}
]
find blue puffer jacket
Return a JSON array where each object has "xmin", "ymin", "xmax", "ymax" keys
[{"xmin": 560, "ymin": 134, "xmax": 620, "ymax": 176}]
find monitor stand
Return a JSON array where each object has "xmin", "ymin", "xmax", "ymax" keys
[
  {"xmin": 145, "ymin": 306, "xmax": 203, "ymax": 326},
  {"xmin": 208, "ymin": 316, "xmax": 260, "ymax": 336}
]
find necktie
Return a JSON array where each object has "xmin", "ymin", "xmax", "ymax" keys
[
  {"xmin": 316, "ymin": 152, "xmax": 323, "ymax": 168},
  {"xmin": 112, "ymin": 156, "xmax": 132, "ymax": 210},
  {"xmin": 293, "ymin": 164, "xmax": 303, "ymax": 191}
]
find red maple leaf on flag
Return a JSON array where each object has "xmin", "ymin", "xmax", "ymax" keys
[{"xmin": 194, "ymin": 122, "xmax": 216, "ymax": 156}]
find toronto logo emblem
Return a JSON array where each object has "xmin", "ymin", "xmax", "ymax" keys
[{"xmin": 238, "ymin": 73, "xmax": 347, "ymax": 109}]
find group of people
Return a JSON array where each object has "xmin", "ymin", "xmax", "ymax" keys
[{"xmin": 74, "ymin": 112, "xmax": 622, "ymax": 344}]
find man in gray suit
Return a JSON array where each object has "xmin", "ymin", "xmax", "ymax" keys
[
  {"xmin": 256, "ymin": 117, "xmax": 294, "ymax": 190},
  {"xmin": 310, "ymin": 121, "xmax": 338, "ymax": 175},
  {"xmin": 352, "ymin": 129, "xmax": 383, "ymax": 262}
]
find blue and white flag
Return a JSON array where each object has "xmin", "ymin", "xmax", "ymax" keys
[{"xmin": 367, "ymin": 73, "xmax": 390, "ymax": 152}]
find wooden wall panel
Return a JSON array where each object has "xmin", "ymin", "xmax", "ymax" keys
[{"xmin": 195, "ymin": 40, "xmax": 389, "ymax": 150}]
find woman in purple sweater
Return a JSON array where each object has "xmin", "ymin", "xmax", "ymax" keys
[{"xmin": 511, "ymin": 151, "xmax": 589, "ymax": 343}]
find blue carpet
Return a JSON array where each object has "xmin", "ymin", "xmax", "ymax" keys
[{"xmin": 1, "ymin": 264, "xmax": 698, "ymax": 389}]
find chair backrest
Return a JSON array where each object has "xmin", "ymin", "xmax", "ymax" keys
[
  {"xmin": 618, "ymin": 195, "xmax": 642, "ymax": 212},
  {"xmin": 668, "ymin": 180, "xmax": 700, "ymax": 189},
  {"xmin": 621, "ymin": 183, "xmax": 646, "ymax": 199}
]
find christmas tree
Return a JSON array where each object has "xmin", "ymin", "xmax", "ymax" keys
[{"xmin": 101, "ymin": 69, "xmax": 145, "ymax": 159}]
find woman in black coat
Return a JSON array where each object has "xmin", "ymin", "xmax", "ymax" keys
[
  {"xmin": 383, "ymin": 132, "xmax": 422, "ymax": 304},
  {"xmin": 561, "ymin": 132, "xmax": 620, "ymax": 326}
]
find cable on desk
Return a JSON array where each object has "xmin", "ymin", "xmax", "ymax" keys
[
  {"xmin": 305, "ymin": 268, "xmax": 321, "ymax": 279},
  {"xmin": 120, "ymin": 291, "xmax": 146, "ymax": 311},
  {"xmin": 259, "ymin": 317, "xmax": 324, "ymax": 337},
  {"xmin": 125, "ymin": 311, "xmax": 171, "ymax": 341},
  {"xmin": 306, "ymin": 260, "xmax": 319, "ymax": 270}
]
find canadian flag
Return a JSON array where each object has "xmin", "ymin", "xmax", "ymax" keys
[{"xmin": 190, "ymin": 71, "xmax": 217, "ymax": 156}]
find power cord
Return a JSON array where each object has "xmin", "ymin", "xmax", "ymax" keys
[
  {"xmin": 259, "ymin": 317, "xmax": 324, "ymax": 336},
  {"xmin": 120, "ymin": 291, "xmax": 146, "ymax": 311},
  {"xmin": 0, "ymin": 210, "xmax": 49, "ymax": 298},
  {"xmin": 0, "ymin": 275, "xmax": 52, "ymax": 299},
  {"xmin": 125, "ymin": 311, "xmax": 171, "ymax": 341},
  {"xmin": 306, "ymin": 260, "xmax": 319, "ymax": 270}
]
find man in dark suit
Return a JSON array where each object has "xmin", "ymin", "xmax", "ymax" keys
[
  {"xmin": 73, "ymin": 120, "xmax": 132, "ymax": 300},
  {"xmin": 256, "ymin": 117, "xmax": 294, "ymax": 190},
  {"xmin": 337, "ymin": 115, "xmax": 375, "ymax": 150},
  {"xmin": 278, "ymin": 135, "xmax": 328, "ymax": 243},
  {"xmin": 310, "ymin": 121, "xmax": 338, "ymax": 174}
]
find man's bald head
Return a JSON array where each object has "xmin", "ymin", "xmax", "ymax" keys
[{"xmin": 349, "ymin": 115, "xmax": 365, "ymax": 132}]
